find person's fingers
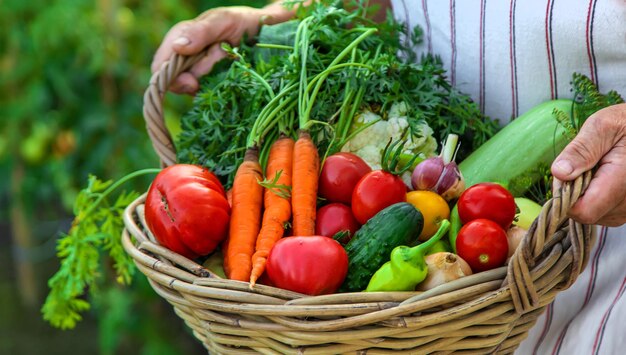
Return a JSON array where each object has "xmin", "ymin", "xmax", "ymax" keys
[
  {"xmin": 188, "ymin": 43, "xmax": 228, "ymax": 78},
  {"xmin": 171, "ymin": 17, "xmax": 223, "ymax": 56},
  {"xmin": 566, "ymin": 153, "xmax": 626, "ymax": 224},
  {"xmin": 169, "ymin": 72, "xmax": 199, "ymax": 95},
  {"xmin": 167, "ymin": 44, "xmax": 227, "ymax": 95},
  {"xmin": 151, "ymin": 21, "xmax": 194, "ymax": 73},
  {"xmin": 550, "ymin": 103, "xmax": 626, "ymax": 226},
  {"xmin": 172, "ymin": 8, "xmax": 261, "ymax": 56},
  {"xmin": 595, "ymin": 196, "xmax": 626, "ymax": 226},
  {"xmin": 551, "ymin": 111, "xmax": 616, "ymax": 182}
]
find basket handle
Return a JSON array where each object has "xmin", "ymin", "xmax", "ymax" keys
[
  {"xmin": 506, "ymin": 170, "xmax": 595, "ymax": 314},
  {"xmin": 143, "ymin": 50, "xmax": 209, "ymax": 167}
]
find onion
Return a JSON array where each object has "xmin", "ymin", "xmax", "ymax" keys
[
  {"xmin": 416, "ymin": 252, "xmax": 473, "ymax": 291},
  {"xmin": 507, "ymin": 225, "xmax": 527, "ymax": 259}
]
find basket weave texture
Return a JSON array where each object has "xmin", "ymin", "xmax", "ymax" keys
[{"xmin": 123, "ymin": 52, "xmax": 598, "ymax": 354}]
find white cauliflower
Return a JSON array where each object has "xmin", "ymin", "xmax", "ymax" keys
[{"xmin": 341, "ymin": 102, "xmax": 438, "ymax": 186}]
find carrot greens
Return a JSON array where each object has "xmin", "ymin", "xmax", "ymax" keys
[{"xmin": 176, "ymin": 1, "xmax": 498, "ymax": 189}]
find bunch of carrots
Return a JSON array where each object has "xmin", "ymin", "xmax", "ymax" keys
[
  {"xmin": 221, "ymin": 15, "xmax": 376, "ymax": 287},
  {"xmin": 223, "ymin": 131, "xmax": 319, "ymax": 287}
]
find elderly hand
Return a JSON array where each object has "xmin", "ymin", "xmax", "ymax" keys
[
  {"xmin": 551, "ymin": 103, "xmax": 626, "ymax": 227},
  {"xmin": 150, "ymin": 3, "xmax": 296, "ymax": 95}
]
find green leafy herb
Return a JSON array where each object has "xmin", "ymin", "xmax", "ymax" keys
[
  {"xmin": 42, "ymin": 169, "xmax": 159, "ymax": 329},
  {"xmin": 555, "ymin": 73, "xmax": 625, "ymax": 138}
]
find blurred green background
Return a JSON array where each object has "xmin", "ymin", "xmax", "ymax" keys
[{"xmin": 0, "ymin": 0, "xmax": 266, "ymax": 353}]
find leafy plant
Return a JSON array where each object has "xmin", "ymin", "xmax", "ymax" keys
[
  {"xmin": 42, "ymin": 171, "xmax": 159, "ymax": 329},
  {"xmin": 554, "ymin": 73, "xmax": 625, "ymax": 139},
  {"xmin": 176, "ymin": 1, "xmax": 499, "ymax": 189}
]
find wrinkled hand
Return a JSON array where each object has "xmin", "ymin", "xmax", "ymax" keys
[
  {"xmin": 151, "ymin": 4, "xmax": 295, "ymax": 95},
  {"xmin": 551, "ymin": 103, "xmax": 626, "ymax": 227}
]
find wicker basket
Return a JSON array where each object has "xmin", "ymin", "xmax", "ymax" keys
[{"xmin": 123, "ymin": 52, "xmax": 597, "ymax": 354}]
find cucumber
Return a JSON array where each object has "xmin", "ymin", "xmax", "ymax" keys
[
  {"xmin": 339, "ymin": 202, "xmax": 424, "ymax": 292},
  {"xmin": 459, "ymin": 99, "xmax": 573, "ymax": 196}
]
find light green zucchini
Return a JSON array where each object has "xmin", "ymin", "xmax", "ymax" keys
[{"xmin": 459, "ymin": 99, "xmax": 573, "ymax": 196}]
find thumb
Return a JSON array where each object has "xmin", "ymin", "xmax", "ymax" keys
[
  {"xmin": 172, "ymin": 19, "xmax": 221, "ymax": 56},
  {"xmin": 551, "ymin": 109, "xmax": 616, "ymax": 181},
  {"xmin": 172, "ymin": 8, "xmax": 261, "ymax": 56}
]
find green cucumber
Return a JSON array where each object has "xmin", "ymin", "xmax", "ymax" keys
[
  {"xmin": 339, "ymin": 202, "xmax": 423, "ymax": 292},
  {"xmin": 459, "ymin": 99, "xmax": 573, "ymax": 196}
]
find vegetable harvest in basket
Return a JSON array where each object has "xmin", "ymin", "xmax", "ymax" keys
[
  {"xmin": 170, "ymin": 3, "xmax": 500, "ymax": 295},
  {"xmin": 166, "ymin": 2, "xmax": 623, "ymax": 294},
  {"xmin": 42, "ymin": 1, "xmax": 625, "ymax": 328}
]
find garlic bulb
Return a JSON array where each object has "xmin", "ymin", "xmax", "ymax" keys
[
  {"xmin": 411, "ymin": 134, "xmax": 465, "ymax": 201},
  {"xmin": 416, "ymin": 252, "xmax": 472, "ymax": 291}
]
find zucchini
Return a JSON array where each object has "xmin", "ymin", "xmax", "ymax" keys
[
  {"xmin": 459, "ymin": 99, "xmax": 573, "ymax": 196},
  {"xmin": 339, "ymin": 202, "xmax": 423, "ymax": 292}
]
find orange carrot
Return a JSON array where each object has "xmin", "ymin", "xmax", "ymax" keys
[
  {"xmin": 224, "ymin": 148, "xmax": 264, "ymax": 282},
  {"xmin": 250, "ymin": 136, "xmax": 295, "ymax": 286},
  {"xmin": 291, "ymin": 130, "xmax": 320, "ymax": 236}
]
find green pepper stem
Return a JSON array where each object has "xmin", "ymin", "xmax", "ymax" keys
[{"xmin": 407, "ymin": 219, "xmax": 451, "ymax": 259}]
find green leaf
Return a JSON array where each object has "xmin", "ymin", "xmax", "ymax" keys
[{"xmin": 41, "ymin": 172, "xmax": 152, "ymax": 329}]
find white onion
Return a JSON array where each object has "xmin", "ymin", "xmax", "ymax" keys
[{"xmin": 416, "ymin": 252, "xmax": 473, "ymax": 291}]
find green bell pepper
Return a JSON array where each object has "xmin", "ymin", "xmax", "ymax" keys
[{"xmin": 365, "ymin": 220, "xmax": 451, "ymax": 292}]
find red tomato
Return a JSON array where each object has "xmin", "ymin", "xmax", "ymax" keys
[
  {"xmin": 458, "ymin": 182, "xmax": 516, "ymax": 229},
  {"xmin": 145, "ymin": 164, "xmax": 231, "ymax": 259},
  {"xmin": 351, "ymin": 170, "xmax": 407, "ymax": 224},
  {"xmin": 318, "ymin": 152, "xmax": 371, "ymax": 205},
  {"xmin": 455, "ymin": 219, "xmax": 509, "ymax": 272},
  {"xmin": 315, "ymin": 203, "xmax": 360, "ymax": 243},
  {"xmin": 266, "ymin": 236, "xmax": 348, "ymax": 295}
]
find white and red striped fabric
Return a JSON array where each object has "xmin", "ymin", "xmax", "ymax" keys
[{"xmin": 390, "ymin": 1, "xmax": 626, "ymax": 353}]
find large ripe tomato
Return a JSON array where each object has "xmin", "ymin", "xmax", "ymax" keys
[
  {"xmin": 145, "ymin": 164, "xmax": 230, "ymax": 259},
  {"xmin": 266, "ymin": 236, "xmax": 348, "ymax": 295},
  {"xmin": 458, "ymin": 182, "xmax": 516, "ymax": 229},
  {"xmin": 318, "ymin": 152, "xmax": 371, "ymax": 205},
  {"xmin": 352, "ymin": 170, "xmax": 407, "ymax": 224},
  {"xmin": 455, "ymin": 219, "xmax": 509, "ymax": 272},
  {"xmin": 315, "ymin": 203, "xmax": 360, "ymax": 243}
]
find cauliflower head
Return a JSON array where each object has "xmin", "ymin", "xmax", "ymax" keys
[{"xmin": 341, "ymin": 102, "xmax": 438, "ymax": 185}]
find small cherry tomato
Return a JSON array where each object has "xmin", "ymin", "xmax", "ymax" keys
[
  {"xmin": 318, "ymin": 152, "xmax": 371, "ymax": 205},
  {"xmin": 351, "ymin": 170, "xmax": 407, "ymax": 224},
  {"xmin": 455, "ymin": 219, "xmax": 509, "ymax": 272},
  {"xmin": 458, "ymin": 182, "xmax": 516, "ymax": 229},
  {"xmin": 315, "ymin": 203, "xmax": 360, "ymax": 243}
]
